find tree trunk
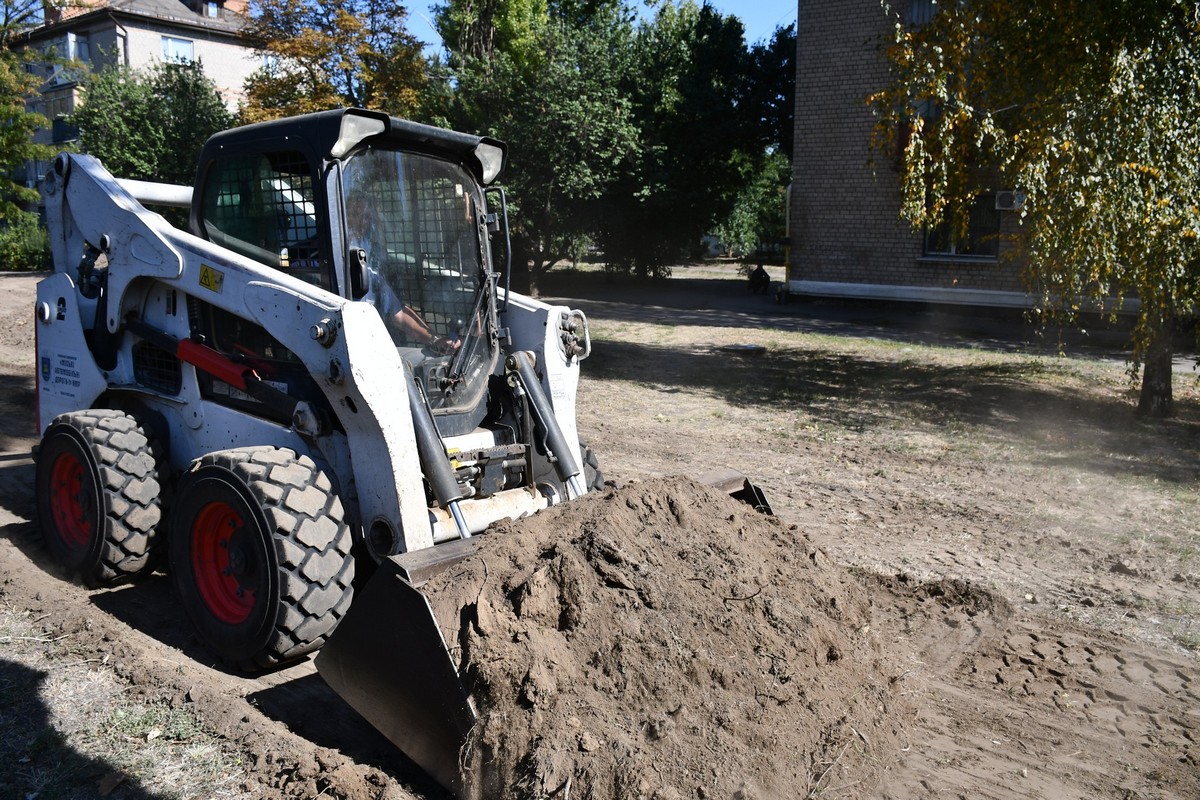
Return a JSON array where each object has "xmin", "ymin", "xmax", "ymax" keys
[
  {"xmin": 1137, "ymin": 316, "xmax": 1174, "ymax": 418},
  {"xmin": 528, "ymin": 259, "xmax": 546, "ymax": 299}
]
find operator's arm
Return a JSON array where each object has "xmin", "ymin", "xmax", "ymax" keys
[{"xmin": 390, "ymin": 306, "xmax": 433, "ymax": 343}]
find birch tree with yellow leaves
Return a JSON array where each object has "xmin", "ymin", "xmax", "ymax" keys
[{"xmin": 870, "ymin": 0, "xmax": 1200, "ymax": 416}]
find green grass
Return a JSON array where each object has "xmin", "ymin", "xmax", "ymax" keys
[{"xmin": 0, "ymin": 607, "xmax": 246, "ymax": 800}]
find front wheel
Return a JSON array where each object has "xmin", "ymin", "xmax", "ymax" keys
[
  {"xmin": 35, "ymin": 409, "xmax": 162, "ymax": 586},
  {"xmin": 168, "ymin": 447, "xmax": 354, "ymax": 671}
]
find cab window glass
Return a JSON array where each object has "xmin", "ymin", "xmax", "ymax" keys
[{"xmin": 200, "ymin": 151, "xmax": 332, "ymax": 289}]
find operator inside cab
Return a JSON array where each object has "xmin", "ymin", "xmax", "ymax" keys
[{"xmin": 341, "ymin": 150, "xmax": 482, "ymax": 356}]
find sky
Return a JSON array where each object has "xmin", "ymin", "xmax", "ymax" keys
[{"xmin": 405, "ymin": 0, "xmax": 797, "ymax": 55}]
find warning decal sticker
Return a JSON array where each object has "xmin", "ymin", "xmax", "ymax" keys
[{"xmin": 199, "ymin": 264, "xmax": 225, "ymax": 293}]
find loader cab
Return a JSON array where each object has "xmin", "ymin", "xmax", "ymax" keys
[
  {"xmin": 189, "ymin": 109, "xmax": 509, "ymax": 434},
  {"xmin": 195, "ymin": 146, "xmax": 333, "ymax": 290}
]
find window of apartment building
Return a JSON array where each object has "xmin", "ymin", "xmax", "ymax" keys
[
  {"xmin": 207, "ymin": 2, "xmax": 220, "ymax": 17},
  {"xmin": 41, "ymin": 87, "xmax": 76, "ymax": 119},
  {"xmin": 905, "ymin": 0, "xmax": 936, "ymax": 26},
  {"xmin": 39, "ymin": 32, "xmax": 90, "ymax": 84},
  {"xmin": 162, "ymin": 36, "xmax": 194, "ymax": 62},
  {"xmin": 923, "ymin": 194, "xmax": 1001, "ymax": 258},
  {"xmin": 72, "ymin": 33, "xmax": 89, "ymax": 62},
  {"xmin": 43, "ymin": 32, "xmax": 89, "ymax": 62}
]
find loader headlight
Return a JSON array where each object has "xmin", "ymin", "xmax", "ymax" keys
[
  {"xmin": 473, "ymin": 139, "xmax": 506, "ymax": 185},
  {"xmin": 331, "ymin": 112, "xmax": 388, "ymax": 159}
]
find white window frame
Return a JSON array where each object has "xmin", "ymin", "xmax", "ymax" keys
[{"xmin": 162, "ymin": 36, "xmax": 194, "ymax": 62}]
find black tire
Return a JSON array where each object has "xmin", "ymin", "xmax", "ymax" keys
[
  {"xmin": 35, "ymin": 409, "xmax": 162, "ymax": 586},
  {"xmin": 580, "ymin": 440, "xmax": 606, "ymax": 492},
  {"xmin": 168, "ymin": 446, "xmax": 354, "ymax": 671}
]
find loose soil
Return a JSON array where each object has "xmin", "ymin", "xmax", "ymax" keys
[{"xmin": 1, "ymin": 268, "xmax": 1198, "ymax": 799}]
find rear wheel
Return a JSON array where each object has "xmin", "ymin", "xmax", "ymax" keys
[
  {"xmin": 168, "ymin": 447, "xmax": 354, "ymax": 671},
  {"xmin": 35, "ymin": 410, "xmax": 162, "ymax": 586}
]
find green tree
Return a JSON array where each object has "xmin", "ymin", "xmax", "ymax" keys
[
  {"xmin": 437, "ymin": 0, "xmax": 785, "ymax": 284},
  {"xmin": 70, "ymin": 61, "xmax": 234, "ymax": 184},
  {"xmin": 434, "ymin": 0, "xmax": 547, "ymax": 68},
  {"xmin": 748, "ymin": 23, "xmax": 796, "ymax": 160},
  {"xmin": 712, "ymin": 22, "xmax": 795, "ymax": 260},
  {"xmin": 712, "ymin": 150, "xmax": 789, "ymax": 259},
  {"xmin": 151, "ymin": 61, "xmax": 237, "ymax": 183},
  {"xmin": 437, "ymin": 0, "xmax": 639, "ymax": 293},
  {"xmin": 870, "ymin": 0, "xmax": 1200, "ymax": 417},
  {"xmin": 598, "ymin": 0, "xmax": 758, "ymax": 278},
  {"xmin": 241, "ymin": 0, "xmax": 426, "ymax": 122},
  {"xmin": 1, "ymin": 0, "xmax": 54, "ymax": 221}
]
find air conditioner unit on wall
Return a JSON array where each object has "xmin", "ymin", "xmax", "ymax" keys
[{"xmin": 995, "ymin": 190, "xmax": 1026, "ymax": 211}]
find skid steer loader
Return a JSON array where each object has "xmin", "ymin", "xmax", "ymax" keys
[
  {"xmin": 33, "ymin": 108, "xmax": 767, "ymax": 798},
  {"xmin": 32, "ymin": 106, "xmax": 600, "ymax": 796}
]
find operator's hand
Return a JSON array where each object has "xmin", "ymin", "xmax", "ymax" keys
[{"xmin": 428, "ymin": 335, "xmax": 461, "ymax": 354}]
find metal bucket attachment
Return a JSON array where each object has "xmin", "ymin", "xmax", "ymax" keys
[
  {"xmin": 696, "ymin": 468, "xmax": 774, "ymax": 515},
  {"xmin": 316, "ymin": 538, "xmax": 479, "ymax": 799}
]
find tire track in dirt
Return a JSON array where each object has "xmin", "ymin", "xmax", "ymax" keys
[{"xmin": 864, "ymin": 575, "xmax": 1198, "ymax": 799}]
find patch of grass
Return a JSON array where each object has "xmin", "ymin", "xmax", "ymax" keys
[
  {"xmin": 1171, "ymin": 631, "xmax": 1200, "ymax": 651},
  {"xmin": 0, "ymin": 607, "xmax": 247, "ymax": 800},
  {"xmin": 104, "ymin": 702, "xmax": 208, "ymax": 743}
]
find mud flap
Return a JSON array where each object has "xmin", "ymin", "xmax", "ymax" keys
[{"xmin": 316, "ymin": 539, "xmax": 480, "ymax": 800}]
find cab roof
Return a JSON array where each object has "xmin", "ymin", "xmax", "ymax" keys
[{"xmin": 198, "ymin": 108, "xmax": 508, "ymax": 186}]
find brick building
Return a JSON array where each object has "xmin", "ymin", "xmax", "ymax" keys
[
  {"xmin": 17, "ymin": 0, "xmax": 260, "ymax": 186},
  {"xmin": 789, "ymin": 0, "xmax": 1029, "ymax": 307}
]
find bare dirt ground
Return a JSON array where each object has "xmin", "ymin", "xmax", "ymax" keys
[{"xmin": 2, "ymin": 266, "xmax": 1198, "ymax": 799}]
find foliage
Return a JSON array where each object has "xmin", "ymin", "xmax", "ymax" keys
[
  {"xmin": 0, "ymin": 0, "xmax": 45, "ymax": 49},
  {"xmin": 432, "ymin": 1, "xmax": 797, "ymax": 285},
  {"xmin": 241, "ymin": 0, "xmax": 426, "ymax": 123},
  {"xmin": 711, "ymin": 150, "xmax": 790, "ymax": 258},
  {"xmin": 748, "ymin": 23, "xmax": 796, "ymax": 159},
  {"xmin": 711, "ymin": 23, "xmax": 795, "ymax": 259},
  {"xmin": 72, "ymin": 69, "xmax": 162, "ymax": 178},
  {"xmin": 0, "ymin": 0, "xmax": 55, "ymax": 221},
  {"xmin": 596, "ymin": 1, "xmax": 758, "ymax": 278},
  {"xmin": 441, "ymin": 0, "xmax": 638, "ymax": 289},
  {"xmin": 70, "ymin": 61, "xmax": 234, "ymax": 184},
  {"xmin": 0, "ymin": 209, "xmax": 50, "ymax": 270},
  {"xmin": 434, "ymin": 0, "xmax": 548, "ymax": 69},
  {"xmin": 869, "ymin": 0, "xmax": 1200, "ymax": 417}
]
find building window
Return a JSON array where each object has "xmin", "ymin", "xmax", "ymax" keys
[
  {"xmin": 162, "ymin": 36, "xmax": 194, "ymax": 62},
  {"xmin": 207, "ymin": 2, "xmax": 220, "ymax": 17},
  {"xmin": 923, "ymin": 194, "xmax": 1001, "ymax": 258},
  {"xmin": 70, "ymin": 32, "xmax": 89, "ymax": 63},
  {"xmin": 39, "ymin": 33, "xmax": 90, "ymax": 84},
  {"xmin": 905, "ymin": 0, "xmax": 937, "ymax": 26},
  {"xmin": 42, "ymin": 87, "xmax": 76, "ymax": 119}
]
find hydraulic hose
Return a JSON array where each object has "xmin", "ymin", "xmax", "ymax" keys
[
  {"xmin": 508, "ymin": 351, "xmax": 586, "ymax": 498},
  {"xmin": 404, "ymin": 364, "xmax": 471, "ymax": 539}
]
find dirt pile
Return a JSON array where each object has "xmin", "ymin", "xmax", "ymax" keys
[{"xmin": 424, "ymin": 477, "xmax": 912, "ymax": 799}]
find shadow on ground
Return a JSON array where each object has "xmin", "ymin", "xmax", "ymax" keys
[
  {"xmin": 540, "ymin": 269, "xmax": 1197, "ymax": 368},
  {"xmin": 585, "ymin": 336, "xmax": 1200, "ymax": 486},
  {"xmin": 0, "ymin": 658, "xmax": 171, "ymax": 800}
]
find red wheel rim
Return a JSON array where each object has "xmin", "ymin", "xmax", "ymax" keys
[
  {"xmin": 49, "ymin": 450, "xmax": 93, "ymax": 551},
  {"xmin": 191, "ymin": 500, "xmax": 258, "ymax": 625}
]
